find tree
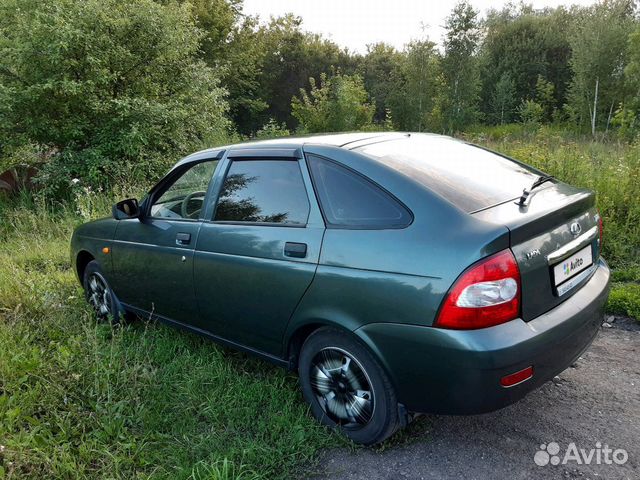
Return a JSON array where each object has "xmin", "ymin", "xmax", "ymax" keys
[
  {"xmin": 518, "ymin": 99, "xmax": 544, "ymax": 126},
  {"xmin": 291, "ymin": 72, "xmax": 374, "ymax": 133},
  {"xmin": 220, "ymin": 16, "xmax": 270, "ymax": 134},
  {"xmin": 177, "ymin": 0, "xmax": 242, "ymax": 63},
  {"xmin": 0, "ymin": 0, "xmax": 229, "ymax": 197},
  {"xmin": 479, "ymin": 5, "xmax": 574, "ymax": 123},
  {"xmin": 619, "ymin": 27, "xmax": 640, "ymax": 136},
  {"xmin": 358, "ymin": 43, "xmax": 404, "ymax": 123},
  {"xmin": 626, "ymin": 27, "xmax": 640, "ymax": 107},
  {"xmin": 389, "ymin": 39, "xmax": 440, "ymax": 131},
  {"xmin": 491, "ymin": 72, "xmax": 517, "ymax": 124},
  {"xmin": 258, "ymin": 15, "xmax": 356, "ymax": 130},
  {"xmin": 535, "ymin": 75, "xmax": 556, "ymax": 122},
  {"xmin": 567, "ymin": 0, "xmax": 636, "ymax": 136},
  {"xmin": 438, "ymin": 1, "xmax": 481, "ymax": 132}
]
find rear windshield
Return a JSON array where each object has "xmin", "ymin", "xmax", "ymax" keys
[{"xmin": 357, "ymin": 136, "xmax": 539, "ymax": 212}]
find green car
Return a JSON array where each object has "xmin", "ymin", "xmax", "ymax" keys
[{"xmin": 71, "ymin": 132, "xmax": 610, "ymax": 445}]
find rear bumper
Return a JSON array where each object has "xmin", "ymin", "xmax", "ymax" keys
[{"xmin": 355, "ymin": 258, "xmax": 610, "ymax": 414}]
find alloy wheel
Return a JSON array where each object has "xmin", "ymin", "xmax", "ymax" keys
[
  {"xmin": 309, "ymin": 347, "xmax": 374, "ymax": 429},
  {"xmin": 87, "ymin": 272, "xmax": 112, "ymax": 318}
]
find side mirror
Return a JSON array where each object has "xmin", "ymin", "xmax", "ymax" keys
[{"xmin": 112, "ymin": 198, "xmax": 140, "ymax": 220}]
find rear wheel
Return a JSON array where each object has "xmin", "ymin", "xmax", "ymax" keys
[
  {"xmin": 83, "ymin": 260, "xmax": 123, "ymax": 323},
  {"xmin": 298, "ymin": 328, "xmax": 400, "ymax": 445}
]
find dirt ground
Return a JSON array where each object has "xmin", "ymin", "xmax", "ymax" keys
[{"xmin": 316, "ymin": 317, "xmax": 639, "ymax": 480}]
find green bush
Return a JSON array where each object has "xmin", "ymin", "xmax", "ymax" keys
[
  {"xmin": 0, "ymin": 0, "xmax": 230, "ymax": 199},
  {"xmin": 518, "ymin": 99, "xmax": 545, "ymax": 125},
  {"xmin": 607, "ymin": 283, "xmax": 640, "ymax": 320},
  {"xmin": 253, "ymin": 119, "xmax": 291, "ymax": 140},
  {"xmin": 292, "ymin": 72, "xmax": 375, "ymax": 133}
]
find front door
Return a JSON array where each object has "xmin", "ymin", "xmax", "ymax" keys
[
  {"xmin": 111, "ymin": 159, "xmax": 219, "ymax": 323},
  {"xmin": 194, "ymin": 153, "xmax": 325, "ymax": 356}
]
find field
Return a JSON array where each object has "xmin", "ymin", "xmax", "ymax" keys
[{"xmin": 1, "ymin": 128, "xmax": 639, "ymax": 479}]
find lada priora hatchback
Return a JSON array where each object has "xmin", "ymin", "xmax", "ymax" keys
[{"xmin": 71, "ymin": 132, "xmax": 610, "ymax": 444}]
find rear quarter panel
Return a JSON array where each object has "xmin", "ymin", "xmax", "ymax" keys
[{"xmin": 285, "ymin": 145, "xmax": 511, "ymax": 347}]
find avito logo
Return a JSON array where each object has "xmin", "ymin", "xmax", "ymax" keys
[{"xmin": 563, "ymin": 257, "xmax": 583, "ymax": 276}]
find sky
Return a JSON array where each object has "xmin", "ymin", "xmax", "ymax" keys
[{"xmin": 242, "ymin": 0, "xmax": 598, "ymax": 53}]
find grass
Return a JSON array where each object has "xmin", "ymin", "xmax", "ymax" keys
[
  {"xmin": 1, "ymin": 126, "xmax": 639, "ymax": 478},
  {"xmin": 0, "ymin": 203, "xmax": 341, "ymax": 479}
]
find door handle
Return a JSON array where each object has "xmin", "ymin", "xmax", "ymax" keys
[
  {"xmin": 284, "ymin": 242, "xmax": 307, "ymax": 258},
  {"xmin": 176, "ymin": 232, "xmax": 191, "ymax": 245}
]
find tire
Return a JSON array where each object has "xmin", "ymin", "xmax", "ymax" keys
[
  {"xmin": 83, "ymin": 260, "xmax": 124, "ymax": 323},
  {"xmin": 298, "ymin": 327, "xmax": 401, "ymax": 445}
]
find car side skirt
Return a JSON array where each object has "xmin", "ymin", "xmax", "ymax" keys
[{"xmin": 122, "ymin": 303, "xmax": 290, "ymax": 368}]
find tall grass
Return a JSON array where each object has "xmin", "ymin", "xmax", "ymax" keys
[{"xmin": 0, "ymin": 203, "xmax": 338, "ymax": 479}]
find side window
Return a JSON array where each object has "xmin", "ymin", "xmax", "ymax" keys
[
  {"xmin": 213, "ymin": 160, "xmax": 310, "ymax": 225},
  {"xmin": 150, "ymin": 160, "xmax": 218, "ymax": 220},
  {"xmin": 307, "ymin": 154, "xmax": 412, "ymax": 229}
]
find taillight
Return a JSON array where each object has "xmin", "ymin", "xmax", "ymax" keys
[{"xmin": 435, "ymin": 249, "xmax": 521, "ymax": 330}]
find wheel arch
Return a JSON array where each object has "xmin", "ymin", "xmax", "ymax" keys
[
  {"xmin": 76, "ymin": 250, "xmax": 95, "ymax": 284},
  {"xmin": 285, "ymin": 319, "xmax": 396, "ymax": 390}
]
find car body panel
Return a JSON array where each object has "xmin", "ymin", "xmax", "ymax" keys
[
  {"xmin": 192, "ymin": 153, "xmax": 326, "ymax": 355},
  {"xmin": 71, "ymin": 218, "xmax": 118, "ymax": 277},
  {"xmin": 473, "ymin": 184, "xmax": 600, "ymax": 320},
  {"xmin": 302, "ymin": 144, "xmax": 512, "ymax": 279},
  {"xmin": 194, "ymin": 222, "xmax": 324, "ymax": 355},
  {"xmin": 354, "ymin": 258, "xmax": 609, "ymax": 413},
  {"xmin": 110, "ymin": 217, "xmax": 203, "ymax": 323}
]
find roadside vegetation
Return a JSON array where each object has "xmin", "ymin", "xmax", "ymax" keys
[
  {"xmin": 0, "ymin": 200, "xmax": 338, "ymax": 479},
  {"xmin": 1, "ymin": 0, "xmax": 640, "ymax": 478}
]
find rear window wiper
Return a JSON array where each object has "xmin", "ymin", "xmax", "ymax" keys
[{"xmin": 518, "ymin": 175, "xmax": 554, "ymax": 206}]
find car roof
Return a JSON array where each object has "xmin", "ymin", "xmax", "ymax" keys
[{"xmin": 176, "ymin": 132, "xmax": 451, "ymax": 167}]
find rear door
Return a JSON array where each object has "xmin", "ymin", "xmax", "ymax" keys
[{"xmin": 193, "ymin": 149, "xmax": 325, "ymax": 356}]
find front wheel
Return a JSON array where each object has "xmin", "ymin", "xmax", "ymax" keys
[
  {"xmin": 83, "ymin": 260, "xmax": 123, "ymax": 323},
  {"xmin": 298, "ymin": 328, "xmax": 401, "ymax": 445}
]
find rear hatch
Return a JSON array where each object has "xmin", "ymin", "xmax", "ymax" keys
[{"xmin": 473, "ymin": 182, "xmax": 601, "ymax": 320}]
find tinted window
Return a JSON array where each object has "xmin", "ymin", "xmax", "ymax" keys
[
  {"xmin": 357, "ymin": 136, "xmax": 541, "ymax": 212},
  {"xmin": 214, "ymin": 160, "xmax": 309, "ymax": 225},
  {"xmin": 307, "ymin": 154, "xmax": 411, "ymax": 228},
  {"xmin": 150, "ymin": 160, "xmax": 217, "ymax": 220}
]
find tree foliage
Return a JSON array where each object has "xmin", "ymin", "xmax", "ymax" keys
[
  {"xmin": 438, "ymin": 1, "xmax": 481, "ymax": 133},
  {"xmin": 479, "ymin": 5, "xmax": 574, "ymax": 124},
  {"xmin": 567, "ymin": 0, "xmax": 636, "ymax": 136},
  {"xmin": 0, "ymin": 0, "xmax": 229, "ymax": 196},
  {"xmin": 292, "ymin": 72, "xmax": 374, "ymax": 133},
  {"xmin": 257, "ymin": 15, "xmax": 357, "ymax": 130},
  {"xmin": 358, "ymin": 43, "xmax": 404, "ymax": 123},
  {"xmin": 1, "ymin": 0, "xmax": 640, "ymax": 200},
  {"xmin": 389, "ymin": 40, "xmax": 440, "ymax": 132},
  {"xmin": 491, "ymin": 72, "xmax": 517, "ymax": 124}
]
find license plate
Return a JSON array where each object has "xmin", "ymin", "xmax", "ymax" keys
[{"xmin": 553, "ymin": 245, "xmax": 593, "ymax": 287}]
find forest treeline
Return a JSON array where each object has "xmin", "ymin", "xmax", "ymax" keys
[{"xmin": 1, "ymin": 0, "xmax": 639, "ymax": 197}]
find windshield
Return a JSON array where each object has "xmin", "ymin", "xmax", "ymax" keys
[{"xmin": 356, "ymin": 135, "xmax": 540, "ymax": 212}]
